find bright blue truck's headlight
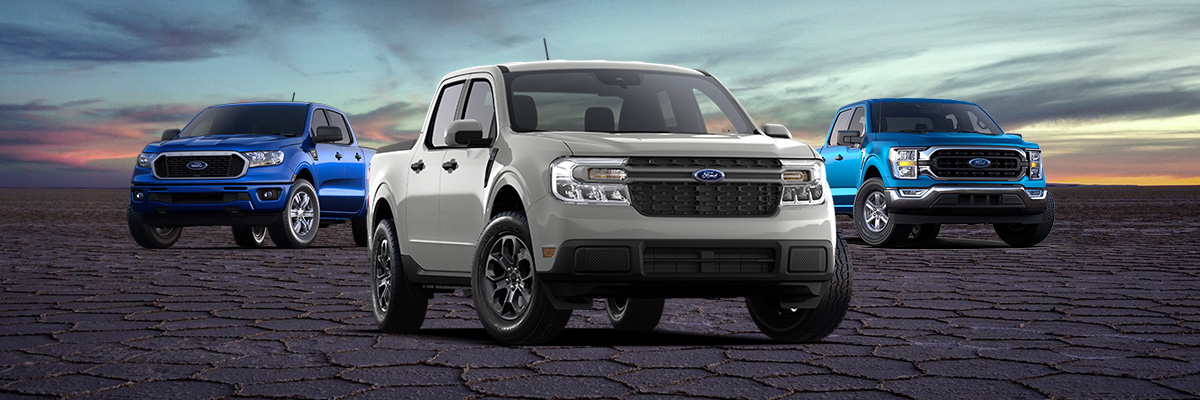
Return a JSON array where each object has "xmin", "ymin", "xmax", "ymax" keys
[
  {"xmin": 1027, "ymin": 149, "xmax": 1042, "ymax": 180},
  {"xmin": 890, "ymin": 148, "xmax": 920, "ymax": 179},
  {"xmin": 243, "ymin": 150, "xmax": 285, "ymax": 168}
]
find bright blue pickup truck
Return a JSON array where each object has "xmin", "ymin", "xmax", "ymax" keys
[
  {"xmin": 818, "ymin": 98, "xmax": 1052, "ymax": 247},
  {"xmin": 128, "ymin": 102, "xmax": 374, "ymax": 249}
]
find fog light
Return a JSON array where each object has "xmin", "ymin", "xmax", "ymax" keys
[
  {"xmin": 899, "ymin": 189, "xmax": 927, "ymax": 197},
  {"xmin": 1025, "ymin": 189, "xmax": 1046, "ymax": 199},
  {"xmin": 257, "ymin": 188, "xmax": 282, "ymax": 200},
  {"xmin": 132, "ymin": 191, "xmax": 145, "ymax": 201}
]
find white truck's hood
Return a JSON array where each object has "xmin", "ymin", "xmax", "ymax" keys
[{"xmin": 527, "ymin": 132, "xmax": 819, "ymax": 159}]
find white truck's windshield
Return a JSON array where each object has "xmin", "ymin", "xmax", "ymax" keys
[
  {"xmin": 506, "ymin": 70, "xmax": 753, "ymax": 135},
  {"xmin": 179, "ymin": 105, "xmax": 308, "ymax": 138}
]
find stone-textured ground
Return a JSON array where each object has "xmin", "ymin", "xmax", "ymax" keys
[{"xmin": 1, "ymin": 187, "xmax": 1198, "ymax": 399}]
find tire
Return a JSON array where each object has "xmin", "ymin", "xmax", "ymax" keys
[
  {"xmin": 853, "ymin": 178, "xmax": 911, "ymax": 247},
  {"xmin": 352, "ymin": 218, "xmax": 369, "ymax": 247},
  {"xmin": 371, "ymin": 219, "xmax": 428, "ymax": 332},
  {"xmin": 269, "ymin": 180, "xmax": 320, "ymax": 249},
  {"xmin": 911, "ymin": 224, "xmax": 941, "ymax": 241},
  {"xmin": 472, "ymin": 211, "xmax": 571, "ymax": 344},
  {"xmin": 232, "ymin": 226, "xmax": 268, "ymax": 248},
  {"xmin": 994, "ymin": 190, "xmax": 1055, "ymax": 247},
  {"xmin": 746, "ymin": 235, "xmax": 852, "ymax": 342},
  {"xmin": 127, "ymin": 204, "xmax": 181, "ymax": 249},
  {"xmin": 604, "ymin": 297, "xmax": 665, "ymax": 332}
]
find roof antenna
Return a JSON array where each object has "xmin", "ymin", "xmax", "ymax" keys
[
  {"xmin": 543, "ymin": 38, "xmax": 549, "ymax": 60},
  {"xmin": 291, "ymin": 92, "xmax": 296, "ymax": 102}
]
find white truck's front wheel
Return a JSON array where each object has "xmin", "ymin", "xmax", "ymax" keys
[
  {"xmin": 472, "ymin": 212, "xmax": 571, "ymax": 344},
  {"xmin": 746, "ymin": 235, "xmax": 852, "ymax": 342}
]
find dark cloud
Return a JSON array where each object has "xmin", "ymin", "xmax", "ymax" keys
[{"xmin": 0, "ymin": 9, "xmax": 256, "ymax": 63}]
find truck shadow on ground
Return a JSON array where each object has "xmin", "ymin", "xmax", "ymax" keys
[
  {"xmin": 844, "ymin": 236, "xmax": 1010, "ymax": 249},
  {"xmin": 367, "ymin": 328, "xmax": 779, "ymax": 346}
]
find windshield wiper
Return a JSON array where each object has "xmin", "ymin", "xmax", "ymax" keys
[{"xmin": 898, "ymin": 130, "xmax": 929, "ymax": 133}]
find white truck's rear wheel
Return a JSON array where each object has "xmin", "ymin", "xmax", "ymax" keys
[
  {"xmin": 472, "ymin": 212, "xmax": 571, "ymax": 344},
  {"xmin": 371, "ymin": 219, "xmax": 428, "ymax": 332},
  {"xmin": 747, "ymin": 235, "xmax": 851, "ymax": 342},
  {"xmin": 605, "ymin": 297, "xmax": 664, "ymax": 332}
]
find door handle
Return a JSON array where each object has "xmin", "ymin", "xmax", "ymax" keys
[
  {"xmin": 834, "ymin": 155, "xmax": 843, "ymax": 161},
  {"xmin": 355, "ymin": 153, "xmax": 362, "ymax": 161},
  {"xmin": 442, "ymin": 158, "xmax": 458, "ymax": 171},
  {"xmin": 335, "ymin": 152, "xmax": 343, "ymax": 160},
  {"xmin": 411, "ymin": 160, "xmax": 425, "ymax": 172}
]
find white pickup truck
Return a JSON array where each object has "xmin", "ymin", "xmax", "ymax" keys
[{"xmin": 366, "ymin": 61, "xmax": 850, "ymax": 344}]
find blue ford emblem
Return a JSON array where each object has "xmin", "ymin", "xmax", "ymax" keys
[
  {"xmin": 186, "ymin": 161, "xmax": 208, "ymax": 170},
  {"xmin": 694, "ymin": 169, "xmax": 725, "ymax": 182},
  {"xmin": 968, "ymin": 158, "xmax": 991, "ymax": 168}
]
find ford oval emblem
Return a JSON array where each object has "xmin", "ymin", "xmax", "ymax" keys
[
  {"xmin": 186, "ymin": 160, "xmax": 208, "ymax": 170},
  {"xmin": 968, "ymin": 158, "xmax": 991, "ymax": 168},
  {"xmin": 694, "ymin": 168, "xmax": 725, "ymax": 182}
]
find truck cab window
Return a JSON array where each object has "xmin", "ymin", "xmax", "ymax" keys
[
  {"xmin": 828, "ymin": 109, "xmax": 853, "ymax": 145},
  {"xmin": 325, "ymin": 110, "xmax": 353, "ymax": 145},
  {"xmin": 461, "ymin": 80, "xmax": 496, "ymax": 140},
  {"xmin": 848, "ymin": 107, "xmax": 865, "ymax": 133},
  {"xmin": 311, "ymin": 108, "xmax": 329, "ymax": 133},
  {"xmin": 428, "ymin": 82, "xmax": 465, "ymax": 148}
]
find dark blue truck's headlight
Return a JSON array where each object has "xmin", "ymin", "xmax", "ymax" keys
[
  {"xmin": 136, "ymin": 152, "xmax": 157, "ymax": 168},
  {"xmin": 242, "ymin": 150, "xmax": 285, "ymax": 168}
]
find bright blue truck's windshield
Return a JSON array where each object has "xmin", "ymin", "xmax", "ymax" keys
[
  {"xmin": 179, "ymin": 105, "xmax": 308, "ymax": 138},
  {"xmin": 871, "ymin": 102, "xmax": 1000, "ymax": 134}
]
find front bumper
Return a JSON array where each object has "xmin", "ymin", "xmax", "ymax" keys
[
  {"xmin": 886, "ymin": 185, "xmax": 1048, "ymax": 225},
  {"xmin": 129, "ymin": 183, "xmax": 291, "ymax": 227}
]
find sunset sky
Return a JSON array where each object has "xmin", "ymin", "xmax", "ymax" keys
[{"xmin": 2, "ymin": 1, "xmax": 1198, "ymax": 187}]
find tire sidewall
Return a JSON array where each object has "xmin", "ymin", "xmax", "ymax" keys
[
  {"xmin": 854, "ymin": 178, "xmax": 908, "ymax": 246},
  {"xmin": 371, "ymin": 219, "xmax": 400, "ymax": 325},
  {"xmin": 271, "ymin": 180, "xmax": 320, "ymax": 248},
  {"xmin": 127, "ymin": 204, "xmax": 180, "ymax": 249}
]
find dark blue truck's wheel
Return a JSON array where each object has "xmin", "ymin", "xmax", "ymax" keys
[
  {"xmin": 127, "ymin": 204, "xmax": 180, "ymax": 249},
  {"xmin": 269, "ymin": 179, "xmax": 319, "ymax": 248}
]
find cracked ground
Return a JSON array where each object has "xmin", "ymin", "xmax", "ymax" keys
[{"xmin": 1, "ymin": 186, "xmax": 1199, "ymax": 399}]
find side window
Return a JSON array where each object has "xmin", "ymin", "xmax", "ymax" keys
[
  {"xmin": 324, "ymin": 110, "xmax": 353, "ymax": 145},
  {"xmin": 828, "ymin": 109, "xmax": 853, "ymax": 145},
  {"xmin": 310, "ymin": 108, "xmax": 329, "ymax": 135},
  {"xmin": 427, "ymin": 81, "xmax": 465, "ymax": 148},
  {"xmin": 461, "ymin": 80, "xmax": 496, "ymax": 140},
  {"xmin": 848, "ymin": 107, "xmax": 865, "ymax": 133}
]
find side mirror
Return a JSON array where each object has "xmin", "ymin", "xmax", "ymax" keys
[
  {"xmin": 761, "ymin": 124, "xmax": 792, "ymax": 139},
  {"xmin": 837, "ymin": 130, "xmax": 862, "ymax": 147},
  {"xmin": 161, "ymin": 129, "xmax": 181, "ymax": 141},
  {"xmin": 446, "ymin": 119, "xmax": 489, "ymax": 146},
  {"xmin": 314, "ymin": 126, "xmax": 343, "ymax": 143}
]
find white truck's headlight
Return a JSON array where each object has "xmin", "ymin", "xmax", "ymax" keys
[
  {"xmin": 1027, "ymin": 149, "xmax": 1043, "ymax": 180},
  {"xmin": 243, "ymin": 150, "xmax": 285, "ymax": 168},
  {"xmin": 136, "ymin": 152, "xmax": 157, "ymax": 168},
  {"xmin": 780, "ymin": 159, "xmax": 824, "ymax": 206},
  {"xmin": 550, "ymin": 158, "xmax": 630, "ymax": 205},
  {"xmin": 890, "ymin": 148, "xmax": 920, "ymax": 179}
]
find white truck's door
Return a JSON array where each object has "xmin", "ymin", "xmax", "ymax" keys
[
  {"xmin": 404, "ymin": 80, "xmax": 465, "ymax": 272},
  {"xmin": 439, "ymin": 75, "xmax": 497, "ymax": 273}
]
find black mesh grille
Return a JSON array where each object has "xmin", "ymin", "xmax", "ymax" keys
[
  {"xmin": 628, "ymin": 182, "xmax": 781, "ymax": 216},
  {"xmin": 643, "ymin": 247, "xmax": 775, "ymax": 274},
  {"xmin": 627, "ymin": 157, "xmax": 782, "ymax": 169},
  {"xmin": 155, "ymin": 155, "xmax": 245, "ymax": 178},
  {"xmin": 930, "ymin": 149, "xmax": 1023, "ymax": 179}
]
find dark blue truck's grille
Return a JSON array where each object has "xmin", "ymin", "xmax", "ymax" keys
[{"xmin": 154, "ymin": 155, "xmax": 245, "ymax": 179}]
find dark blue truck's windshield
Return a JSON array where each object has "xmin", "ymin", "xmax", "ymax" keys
[
  {"xmin": 179, "ymin": 105, "xmax": 308, "ymax": 138},
  {"xmin": 871, "ymin": 102, "xmax": 1000, "ymax": 134},
  {"xmin": 506, "ymin": 69, "xmax": 753, "ymax": 135}
]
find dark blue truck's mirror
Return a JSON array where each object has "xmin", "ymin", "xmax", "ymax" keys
[
  {"xmin": 161, "ymin": 129, "xmax": 181, "ymax": 141},
  {"xmin": 314, "ymin": 126, "xmax": 342, "ymax": 143},
  {"xmin": 837, "ymin": 130, "xmax": 862, "ymax": 147}
]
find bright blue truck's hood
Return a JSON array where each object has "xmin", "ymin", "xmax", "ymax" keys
[
  {"xmin": 144, "ymin": 134, "xmax": 304, "ymax": 153},
  {"xmin": 871, "ymin": 131, "xmax": 1037, "ymax": 148}
]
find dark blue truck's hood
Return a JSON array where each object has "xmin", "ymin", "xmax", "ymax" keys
[
  {"xmin": 871, "ymin": 131, "xmax": 1037, "ymax": 148},
  {"xmin": 145, "ymin": 134, "xmax": 304, "ymax": 152}
]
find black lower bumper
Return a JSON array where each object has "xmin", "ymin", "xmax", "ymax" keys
[
  {"xmin": 139, "ymin": 211, "xmax": 280, "ymax": 227},
  {"xmin": 539, "ymin": 239, "xmax": 834, "ymax": 301},
  {"xmin": 887, "ymin": 186, "xmax": 1048, "ymax": 225}
]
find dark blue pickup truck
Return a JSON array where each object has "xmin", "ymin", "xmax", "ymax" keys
[
  {"xmin": 818, "ymin": 98, "xmax": 1052, "ymax": 247},
  {"xmin": 127, "ymin": 102, "xmax": 374, "ymax": 249}
]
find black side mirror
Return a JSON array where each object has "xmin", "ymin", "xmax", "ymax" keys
[
  {"xmin": 761, "ymin": 123, "xmax": 792, "ymax": 139},
  {"xmin": 314, "ymin": 126, "xmax": 343, "ymax": 143},
  {"xmin": 447, "ymin": 119, "xmax": 490, "ymax": 146},
  {"xmin": 161, "ymin": 129, "xmax": 181, "ymax": 141},
  {"xmin": 837, "ymin": 130, "xmax": 862, "ymax": 147}
]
